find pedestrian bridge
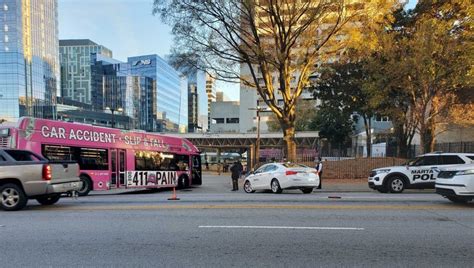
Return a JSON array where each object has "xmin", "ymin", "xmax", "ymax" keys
[{"xmin": 168, "ymin": 132, "xmax": 319, "ymax": 150}]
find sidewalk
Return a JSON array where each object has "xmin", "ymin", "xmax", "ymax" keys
[
  {"xmin": 203, "ymin": 171, "xmax": 370, "ymax": 192},
  {"xmin": 317, "ymin": 178, "xmax": 369, "ymax": 192}
]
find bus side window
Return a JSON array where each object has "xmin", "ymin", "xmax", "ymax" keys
[
  {"xmin": 42, "ymin": 145, "xmax": 74, "ymax": 161},
  {"xmin": 79, "ymin": 148, "xmax": 108, "ymax": 170}
]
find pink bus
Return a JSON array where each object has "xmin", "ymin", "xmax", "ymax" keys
[{"xmin": 0, "ymin": 117, "xmax": 202, "ymax": 196}]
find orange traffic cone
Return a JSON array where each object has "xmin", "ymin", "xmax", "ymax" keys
[{"xmin": 168, "ymin": 187, "xmax": 180, "ymax": 200}]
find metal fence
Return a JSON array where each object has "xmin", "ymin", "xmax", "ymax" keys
[
  {"xmin": 300, "ymin": 157, "xmax": 407, "ymax": 180},
  {"xmin": 203, "ymin": 142, "xmax": 474, "ymax": 179},
  {"xmin": 318, "ymin": 141, "xmax": 474, "ymax": 159},
  {"xmin": 407, "ymin": 142, "xmax": 474, "ymax": 158}
]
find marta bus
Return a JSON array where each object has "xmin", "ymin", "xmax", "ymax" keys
[{"xmin": 0, "ymin": 117, "xmax": 202, "ymax": 196}]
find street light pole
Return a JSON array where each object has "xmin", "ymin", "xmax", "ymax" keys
[
  {"xmin": 256, "ymin": 108, "xmax": 261, "ymax": 168},
  {"xmin": 106, "ymin": 107, "xmax": 123, "ymax": 128},
  {"xmin": 249, "ymin": 106, "xmax": 263, "ymax": 170}
]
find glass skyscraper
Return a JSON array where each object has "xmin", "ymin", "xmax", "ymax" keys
[
  {"xmin": 0, "ymin": 0, "xmax": 59, "ymax": 122},
  {"xmin": 186, "ymin": 69, "xmax": 208, "ymax": 132},
  {"xmin": 91, "ymin": 54, "xmax": 157, "ymax": 132},
  {"xmin": 128, "ymin": 55, "xmax": 187, "ymax": 133},
  {"xmin": 59, "ymin": 39, "xmax": 112, "ymax": 105}
]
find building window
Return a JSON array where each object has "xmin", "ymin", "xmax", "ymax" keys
[
  {"xmin": 4, "ymin": 35, "xmax": 8, "ymax": 42},
  {"xmin": 214, "ymin": 118, "xmax": 224, "ymax": 124},
  {"xmin": 4, "ymin": 25, "xmax": 8, "ymax": 32},
  {"xmin": 3, "ymin": 4, "xmax": 8, "ymax": 11},
  {"xmin": 375, "ymin": 115, "xmax": 390, "ymax": 122},
  {"xmin": 226, "ymin": 118, "xmax": 239, "ymax": 124}
]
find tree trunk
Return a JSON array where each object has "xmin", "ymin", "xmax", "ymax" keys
[
  {"xmin": 420, "ymin": 121, "xmax": 435, "ymax": 154},
  {"xmin": 282, "ymin": 124, "xmax": 297, "ymax": 162},
  {"xmin": 394, "ymin": 123, "xmax": 409, "ymax": 158}
]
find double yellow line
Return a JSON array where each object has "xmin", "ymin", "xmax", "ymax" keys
[{"xmin": 36, "ymin": 203, "xmax": 473, "ymax": 211}]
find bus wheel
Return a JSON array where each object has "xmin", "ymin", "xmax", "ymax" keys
[
  {"xmin": 178, "ymin": 175, "xmax": 189, "ymax": 189},
  {"xmin": 77, "ymin": 175, "xmax": 92, "ymax": 196}
]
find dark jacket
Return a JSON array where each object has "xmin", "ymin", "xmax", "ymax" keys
[{"xmin": 230, "ymin": 162, "xmax": 243, "ymax": 180}]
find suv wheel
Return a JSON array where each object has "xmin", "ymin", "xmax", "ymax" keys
[
  {"xmin": 388, "ymin": 176, "xmax": 405, "ymax": 193},
  {"xmin": 1, "ymin": 183, "xmax": 28, "ymax": 211},
  {"xmin": 36, "ymin": 194, "xmax": 61, "ymax": 205}
]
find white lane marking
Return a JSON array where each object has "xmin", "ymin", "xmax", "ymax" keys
[{"xmin": 199, "ymin": 225, "xmax": 364, "ymax": 230}]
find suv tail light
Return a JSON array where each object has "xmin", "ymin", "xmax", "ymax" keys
[
  {"xmin": 42, "ymin": 164, "xmax": 52, "ymax": 181},
  {"xmin": 286, "ymin": 170, "xmax": 298, "ymax": 176}
]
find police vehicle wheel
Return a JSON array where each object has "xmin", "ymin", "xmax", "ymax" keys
[
  {"xmin": 271, "ymin": 179, "xmax": 282, "ymax": 194},
  {"xmin": 377, "ymin": 188, "xmax": 389, "ymax": 193},
  {"xmin": 447, "ymin": 196, "xmax": 470, "ymax": 204},
  {"xmin": 388, "ymin": 176, "xmax": 405, "ymax": 193}
]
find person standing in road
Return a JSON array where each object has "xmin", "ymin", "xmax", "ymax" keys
[
  {"xmin": 315, "ymin": 157, "xmax": 323, "ymax": 189},
  {"xmin": 230, "ymin": 160, "xmax": 243, "ymax": 191},
  {"xmin": 217, "ymin": 160, "xmax": 222, "ymax": 175}
]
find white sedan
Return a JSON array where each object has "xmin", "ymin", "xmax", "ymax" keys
[
  {"xmin": 435, "ymin": 164, "xmax": 474, "ymax": 203},
  {"xmin": 243, "ymin": 163, "xmax": 320, "ymax": 194}
]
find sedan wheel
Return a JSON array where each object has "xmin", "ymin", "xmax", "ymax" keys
[
  {"xmin": 271, "ymin": 179, "xmax": 282, "ymax": 194},
  {"xmin": 243, "ymin": 181, "xmax": 255, "ymax": 193},
  {"xmin": 301, "ymin": 188, "xmax": 313, "ymax": 194}
]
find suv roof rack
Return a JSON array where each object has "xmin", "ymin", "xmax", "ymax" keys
[{"xmin": 430, "ymin": 151, "xmax": 443, "ymax": 154}]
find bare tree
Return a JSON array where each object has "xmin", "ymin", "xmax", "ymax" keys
[{"xmin": 153, "ymin": 0, "xmax": 387, "ymax": 161}]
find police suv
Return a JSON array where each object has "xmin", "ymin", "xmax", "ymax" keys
[
  {"xmin": 368, "ymin": 152, "xmax": 474, "ymax": 193},
  {"xmin": 436, "ymin": 164, "xmax": 474, "ymax": 203}
]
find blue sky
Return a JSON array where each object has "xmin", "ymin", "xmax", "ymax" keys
[{"xmin": 59, "ymin": 0, "xmax": 418, "ymax": 101}]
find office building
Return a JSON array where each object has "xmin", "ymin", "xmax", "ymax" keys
[
  {"xmin": 0, "ymin": 0, "xmax": 59, "ymax": 122},
  {"xmin": 185, "ymin": 69, "xmax": 207, "ymax": 133},
  {"xmin": 59, "ymin": 39, "xmax": 112, "ymax": 104},
  {"xmin": 128, "ymin": 55, "xmax": 187, "ymax": 132},
  {"xmin": 210, "ymin": 100, "xmax": 240, "ymax": 133},
  {"xmin": 90, "ymin": 54, "xmax": 157, "ymax": 131},
  {"xmin": 238, "ymin": 0, "xmax": 392, "ymax": 133},
  {"xmin": 206, "ymin": 74, "xmax": 216, "ymax": 129}
]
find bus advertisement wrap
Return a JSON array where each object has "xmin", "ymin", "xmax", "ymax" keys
[
  {"xmin": 0, "ymin": 117, "xmax": 202, "ymax": 195},
  {"xmin": 126, "ymin": 171, "xmax": 177, "ymax": 187}
]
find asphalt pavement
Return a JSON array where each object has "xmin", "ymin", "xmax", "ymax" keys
[{"xmin": 1, "ymin": 173, "xmax": 472, "ymax": 267}]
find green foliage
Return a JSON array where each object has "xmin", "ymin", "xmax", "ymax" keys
[
  {"xmin": 310, "ymin": 105, "xmax": 353, "ymax": 147},
  {"xmin": 366, "ymin": 0, "xmax": 473, "ymax": 154},
  {"xmin": 309, "ymin": 61, "xmax": 374, "ymax": 153},
  {"xmin": 311, "ymin": 61, "xmax": 373, "ymax": 117}
]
